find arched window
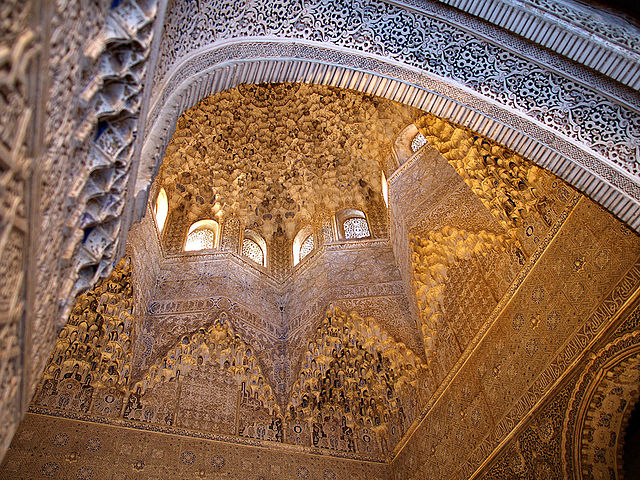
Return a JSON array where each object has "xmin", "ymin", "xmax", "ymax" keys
[
  {"xmin": 242, "ymin": 230, "xmax": 267, "ymax": 267},
  {"xmin": 394, "ymin": 123, "xmax": 426, "ymax": 165},
  {"xmin": 336, "ymin": 209, "xmax": 371, "ymax": 240},
  {"xmin": 381, "ymin": 171, "xmax": 389, "ymax": 208},
  {"xmin": 293, "ymin": 225, "xmax": 314, "ymax": 266},
  {"xmin": 184, "ymin": 219, "xmax": 219, "ymax": 251},
  {"xmin": 154, "ymin": 188, "xmax": 168, "ymax": 233}
]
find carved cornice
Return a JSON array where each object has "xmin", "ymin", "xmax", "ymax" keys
[{"xmin": 25, "ymin": 408, "xmax": 387, "ymax": 464}]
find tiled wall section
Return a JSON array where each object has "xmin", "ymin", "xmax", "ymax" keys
[{"xmin": 0, "ymin": 414, "xmax": 390, "ymax": 480}]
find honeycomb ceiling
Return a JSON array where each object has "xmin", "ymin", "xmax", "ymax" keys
[{"xmin": 158, "ymin": 83, "xmax": 420, "ymax": 241}]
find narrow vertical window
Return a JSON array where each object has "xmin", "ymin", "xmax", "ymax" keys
[
  {"xmin": 293, "ymin": 226, "xmax": 314, "ymax": 266},
  {"xmin": 381, "ymin": 171, "xmax": 389, "ymax": 208},
  {"xmin": 154, "ymin": 188, "xmax": 168, "ymax": 233}
]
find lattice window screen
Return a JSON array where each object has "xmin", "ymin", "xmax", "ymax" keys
[
  {"xmin": 242, "ymin": 238, "xmax": 264, "ymax": 265},
  {"xmin": 185, "ymin": 228, "xmax": 215, "ymax": 251},
  {"xmin": 343, "ymin": 217, "xmax": 370, "ymax": 239},
  {"xmin": 411, "ymin": 132, "xmax": 428, "ymax": 152},
  {"xmin": 300, "ymin": 234, "xmax": 314, "ymax": 260}
]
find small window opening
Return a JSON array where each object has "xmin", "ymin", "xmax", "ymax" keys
[
  {"xmin": 381, "ymin": 171, "xmax": 389, "ymax": 207},
  {"xmin": 184, "ymin": 220, "xmax": 219, "ymax": 251},
  {"xmin": 410, "ymin": 132, "xmax": 428, "ymax": 152},
  {"xmin": 154, "ymin": 188, "xmax": 168, "ymax": 233},
  {"xmin": 242, "ymin": 230, "xmax": 267, "ymax": 267},
  {"xmin": 336, "ymin": 209, "xmax": 371, "ymax": 240},
  {"xmin": 293, "ymin": 226, "xmax": 314, "ymax": 266}
]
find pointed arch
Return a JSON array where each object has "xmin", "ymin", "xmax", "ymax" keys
[{"xmin": 137, "ymin": 44, "xmax": 640, "ymax": 232}]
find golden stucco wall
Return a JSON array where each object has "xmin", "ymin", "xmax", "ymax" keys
[{"xmin": 390, "ymin": 196, "xmax": 640, "ymax": 479}]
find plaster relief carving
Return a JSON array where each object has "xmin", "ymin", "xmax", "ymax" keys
[
  {"xmin": 410, "ymin": 228, "xmax": 514, "ymax": 361},
  {"xmin": 288, "ymin": 308, "xmax": 426, "ymax": 456},
  {"xmin": 0, "ymin": 0, "xmax": 37, "ymax": 458},
  {"xmin": 1, "ymin": 1, "xmax": 640, "ymax": 474},
  {"xmin": 157, "ymin": 83, "xmax": 418, "ymax": 253}
]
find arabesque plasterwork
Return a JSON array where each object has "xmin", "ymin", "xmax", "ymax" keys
[{"xmin": 2, "ymin": 1, "xmax": 640, "ymax": 478}]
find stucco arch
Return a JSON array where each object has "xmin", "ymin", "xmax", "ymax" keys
[
  {"xmin": 562, "ymin": 331, "xmax": 640, "ymax": 480},
  {"xmin": 135, "ymin": 40, "xmax": 640, "ymax": 232}
]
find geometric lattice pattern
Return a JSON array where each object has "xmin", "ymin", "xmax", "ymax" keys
[
  {"xmin": 184, "ymin": 228, "xmax": 215, "ymax": 251},
  {"xmin": 343, "ymin": 217, "xmax": 370, "ymax": 239},
  {"xmin": 410, "ymin": 132, "xmax": 428, "ymax": 153},
  {"xmin": 242, "ymin": 238, "xmax": 264, "ymax": 265},
  {"xmin": 299, "ymin": 234, "xmax": 314, "ymax": 260}
]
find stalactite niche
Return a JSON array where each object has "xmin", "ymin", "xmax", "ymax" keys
[
  {"xmin": 135, "ymin": 315, "xmax": 280, "ymax": 416},
  {"xmin": 34, "ymin": 258, "xmax": 134, "ymax": 412},
  {"xmin": 415, "ymin": 113, "xmax": 558, "ymax": 247},
  {"xmin": 287, "ymin": 308, "xmax": 426, "ymax": 454},
  {"xmin": 410, "ymin": 227, "xmax": 514, "ymax": 362}
]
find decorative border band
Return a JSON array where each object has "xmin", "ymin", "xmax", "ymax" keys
[
  {"xmin": 26, "ymin": 408, "xmax": 387, "ymax": 464},
  {"xmin": 423, "ymin": 0, "xmax": 640, "ymax": 88}
]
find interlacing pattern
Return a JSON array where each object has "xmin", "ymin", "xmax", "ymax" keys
[
  {"xmin": 299, "ymin": 234, "xmax": 314, "ymax": 261},
  {"xmin": 242, "ymin": 238, "xmax": 264, "ymax": 265},
  {"xmin": 343, "ymin": 217, "xmax": 370, "ymax": 239}
]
